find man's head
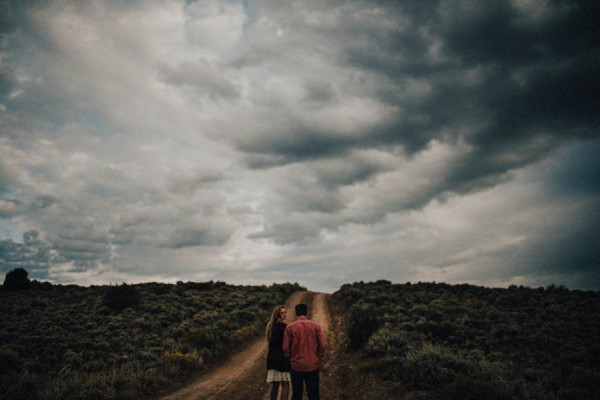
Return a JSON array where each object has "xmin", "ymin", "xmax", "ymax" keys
[{"xmin": 295, "ymin": 303, "xmax": 308, "ymax": 317}]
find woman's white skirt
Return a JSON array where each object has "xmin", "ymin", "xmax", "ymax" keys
[{"xmin": 266, "ymin": 369, "xmax": 291, "ymax": 383}]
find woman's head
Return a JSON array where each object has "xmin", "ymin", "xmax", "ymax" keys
[
  {"xmin": 266, "ymin": 305, "xmax": 287, "ymax": 341},
  {"xmin": 271, "ymin": 305, "xmax": 287, "ymax": 322}
]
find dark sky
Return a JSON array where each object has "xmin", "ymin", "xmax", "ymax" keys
[{"xmin": 1, "ymin": 0, "xmax": 599, "ymax": 291}]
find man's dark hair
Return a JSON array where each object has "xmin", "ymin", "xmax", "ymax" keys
[{"xmin": 295, "ymin": 303, "xmax": 308, "ymax": 316}]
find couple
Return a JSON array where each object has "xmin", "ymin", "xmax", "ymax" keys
[{"xmin": 265, "ymin": 303, "xmax": 326, "ymax": 400}]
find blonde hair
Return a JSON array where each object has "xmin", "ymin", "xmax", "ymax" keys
[{"xmin": 265, "ymin": 305, "xmax": 286, "ymax": 341}]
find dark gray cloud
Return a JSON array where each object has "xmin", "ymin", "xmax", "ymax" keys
[
  {"xmin": 0, "ymin": 0, "xmax": 598, "ymax": 291},
  {"xmin": 0, "ymin": 0, "xmax": 38, "ymax": 35},
  {"xmin": 0, "ymin": 194, "xmax": 56, "ymax": 217},
  {"xmin": 166, "ymin": 170, "xmax": 225, "ymax": 194},
  {"xmin": 0, "ymin": 230, "xmax": 52, "ymax": 278},
  {"xmin": 51, "ymin": 233, "xmax": 112, "ymax": 265},
  {"xmin": 231, "ymin": 0, "xmax": 599, "ymax": 208},
  {"xmin": 544, "ymin": 140, "xmax": 600, "ymax": 196},
  {"xmin": 447, "ymin": 188, "xmax": 600, "ymax": 290},
  {"xmin": 164, "ymin": 226, "xmax": 230, "ymax": 249},
  {"xmin": 302, "ymin": 80, "xmax": 336, "ymax": 104},
  {"xmin": 313, "ymin": 154, "xmax": 391, "ymax": 188}
]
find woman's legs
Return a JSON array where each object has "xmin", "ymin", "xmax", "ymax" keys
[
  {"xmin": 280, "ymin": 381, "xmax": 290, "ymax": 400},
  {"xmin": 270, "ymin": 382, "xmax": 281, "ymax": 400}
]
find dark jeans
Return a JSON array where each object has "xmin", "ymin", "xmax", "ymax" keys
[{"xmin": 291, "ymin": 368, "xmax": 320, "ymax": 400}]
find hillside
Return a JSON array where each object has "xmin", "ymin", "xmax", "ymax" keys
[
  {"xmin": 0, "ymin": 280, "xmax": 303, "ymax": 399},
  {"xmin": 333, "ymin": 281, "xmax": 600, "ymax": 399},
  {"xmin": 2, "ymin": 277, "xmax": 600, "ymax": 400}
]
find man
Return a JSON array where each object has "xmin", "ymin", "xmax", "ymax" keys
[{"xmin": 282, "ymin": 303, "xmax": 326, "ymax": 400}]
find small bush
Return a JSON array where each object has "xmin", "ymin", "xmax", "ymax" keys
[
  {"xmin": 161, "ymin": 351, "xmax": 203, "ymax": 378},
  {"xmin": 438, "ymin": 375, "xmax": 512, "ymax": 400},
  {"xmin": 75, "ymin": 388, "xmax": 113, "ymax": 400},
  {"xmin": 3, "ymin": 268, "xmax": 31, "ymax": 290},
  {"xmin": 347, "ymin": 303, "xmax": 381, "ymax": 349},
  {"xmin": 0, "ymin": 348, "xmax": 22, "ymax": 374},
  {"xmin": 102, "ymin": 284, "xmax": 141, "ymax": 312},
  {"xmin": 0, "ymin": 372, "xmax": 41, "ymax": 400},
  {"xmin": 365, "ymin": 325, "xmax": 411, "ymax": 357},
  {"xmin": 395, "ymin": 344, "xmax": 508, "ymax": 392}
]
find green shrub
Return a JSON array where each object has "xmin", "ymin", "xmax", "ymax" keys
[
  {"xmin": 3, "ymin": 267, "xmax": 31, "ymax": 290},
  {"xmin": 75, "ymin": 388, "xmax": 113, "ymax": 400},
  {"xmin": 365, "ymin": 324, "xmax": 411, "ymax": 357},
  {"xmin": 0, "ymin": 348, "xmax": 22, "ymax": 374},
  {"xmin": 182, "ymin": 329, "xmax": 229, "ymax": 362},
  {"xmin": 0, "ymin": 372, "xmax": 41, "ymax": 400},
  {"xmin": 437, "ymin": 375, "xmax": 512, "ymax": 400},
  {"xmin": 161, "ymin": 351, "xmax": 203, "ymax": 376},
  {"xmin": 398, "ymin": 344, "xmax": 465, "ymax": 389},
  {"xmin": 347, "ymin": 303, "xmax": 381, "ymax": 349},
  {"xmin": 102, "ymin": 283, "xmax": 141, "ymax": 312},
  {"xmin": 335, "ymin": 281, "xmax": 600, "ymax": 399},
  {"xmin": 0, "ymin": 280, "xmax": 303, "ymax": 399}
]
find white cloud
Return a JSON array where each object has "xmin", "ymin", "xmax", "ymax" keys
[{"xmin": 1, "ymin": 0, "xmax": 598, "ymax": 291}]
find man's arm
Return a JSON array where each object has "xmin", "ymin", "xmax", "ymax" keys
[{"xmin": 316, "ymin": 325, "xmax": 326, "ymax": 359}]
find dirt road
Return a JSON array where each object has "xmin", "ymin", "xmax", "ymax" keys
[{"xmin": 159, "ymin": 291, "xmax": 344, "ymax": 400}]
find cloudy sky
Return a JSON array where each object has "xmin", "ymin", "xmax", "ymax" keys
[{"xmin": 1, "ymin": 0, "xmax": 599, "ymax": 292}]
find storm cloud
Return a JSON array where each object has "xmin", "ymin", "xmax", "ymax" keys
[{"xmin": 1, "ymin": 0, "xmax": 598, "ymax": 291}]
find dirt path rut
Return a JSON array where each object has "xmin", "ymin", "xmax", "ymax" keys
[{"xmin": 159, "ymin": 291, "xmax": 343, "ymax": 400}]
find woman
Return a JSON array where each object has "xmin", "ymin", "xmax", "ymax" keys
[{"xmin": 266, "ymin": 305, "xmax": 291, "ymax": 400}]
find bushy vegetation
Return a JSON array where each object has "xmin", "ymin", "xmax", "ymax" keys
[
  {"xmin": 102, "ymin": 283, "xmax": 141, "ymax": 312},
  {"xmin": 334, "ymin": 280, "xmax": 600, "ymax": 400},
  {"xmin": 0, "ymin": 277, "xmax": 304, "ymax": 400},
  {"xmin": 3, "ymin": 267, "xmax": 31, "ymax": 291}
]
